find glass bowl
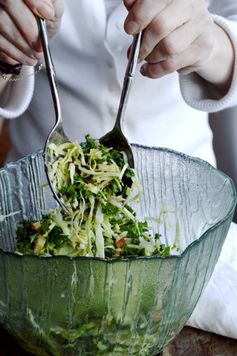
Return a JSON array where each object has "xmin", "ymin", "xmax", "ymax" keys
[{"xmin": 0, "ymin": 145, "xmax": 236, "ymax": 356}]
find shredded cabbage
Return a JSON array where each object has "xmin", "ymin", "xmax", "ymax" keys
[{"xmin": 15, "ymin": 135, "xmax": 179, "ymax": 258}]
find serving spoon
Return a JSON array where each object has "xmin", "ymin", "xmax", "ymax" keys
[
  {"xmin": 99, "ymin": 32, "xmax": 142, "ymax": 169},
  {"xmin": 38, "ymin": 17, "xmax": 71, "ymax": 214}
]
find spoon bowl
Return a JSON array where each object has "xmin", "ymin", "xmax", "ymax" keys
[
  {"xmin": 99, "ymin": 125, "xmax": 134, "ymax": 167},
  {"xmin": 38, "ymin": 18, "xmax": 71, "ymax": 214},
  {"xmin": 99, "ymin": 32, "xmax": 142, "ymax": 169}
]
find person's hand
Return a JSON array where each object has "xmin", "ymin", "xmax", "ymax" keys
[
  {"xmin": 123, "ymin": 0, "xmax": 234, "ymax": 90},
  {"xmin": 0, "ymin": 0, "xmax": 64, "ymax": 66}
]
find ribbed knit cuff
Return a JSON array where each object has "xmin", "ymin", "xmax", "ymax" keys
[
  {"xmin": 179, "ymin": 16, "xmax": 237, "ymax": 112},
  {"xmin": 0, "ymin": 66, "xmax": 34, "ymax": 119}
]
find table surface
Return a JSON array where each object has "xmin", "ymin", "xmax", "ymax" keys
[
  {"xmin": 0, "ymin": 121, "xmax": 237, "ymax": 355},
  {"xmin": 0, "ymin": 324, "xmax": 237, "ymax": 356}
]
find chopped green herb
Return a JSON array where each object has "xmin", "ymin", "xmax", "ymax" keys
[{"xmin": 15, "ymin": 136, "xmax": 179, "ymax": 258}]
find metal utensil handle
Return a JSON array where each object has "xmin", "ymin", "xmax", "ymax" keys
[
  {"xmin": 37, "ymin": 17, "xmax": 62, "ymax": 125},
  {"xmin": 115, "ymin": 32, "xmax": 142, "ymax": 130}
]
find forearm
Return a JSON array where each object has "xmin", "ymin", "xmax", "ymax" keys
[{"xmin": 196, "ymin": 23, "xmax": 235, "ymax": 94}]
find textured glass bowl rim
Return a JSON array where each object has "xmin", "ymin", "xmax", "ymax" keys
[{"xmin": 0, "ymin": 144, "xmax": 236, "ymax": 264}]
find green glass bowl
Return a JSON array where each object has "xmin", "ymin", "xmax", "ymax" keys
[{"xmin": 0, "ymin": 145, "xmax": 236, "ymax": 355}]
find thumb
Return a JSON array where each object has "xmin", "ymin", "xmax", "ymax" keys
[{"xmin": 24, "ymin": 0, "xmax": 55, "ymax": 19}]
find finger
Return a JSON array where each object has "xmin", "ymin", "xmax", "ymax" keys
[
  {"xmin": 0, "ymin": 35, "xmax": 36, "ymax": 66},
  {"xmin": 145, "ymin": 19, "xmax": 201, "ymax": 63},
  {"xmin": 0, "ymin": 51, "xmax": 19, "ymax": 65},
  {"xmin": 124, "ymin": 0, "xmax": 170, "ymax": 34},
  {"xmin": 0, "ymin": 10, "xmax": 42, "ymax": 60},
  {"xmin": 24, "ymin": 0, "xmax": 55, "ymax": 19},
  {"xmin": 140, "ymin": 41, "xmax": 206, "ymax": 79},
  {"xmin": 139, "ymin": 0, "xmax": 196, "ymax": 60},
  {"xmin": 45, "ymin": 1, "xmax": 64, "ymax": 39},
  {"xmin": 0, "ymin": 1, "xmax": 40, "ymax": 51},
  {"xmin": 51, "ymin": 0, "xmax": 64, "ymax": 19}
]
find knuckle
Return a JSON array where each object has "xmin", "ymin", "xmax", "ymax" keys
[
  {"xmin": 138, "ymin": 31, "xmax": 152, "ymax": 58},
  {"xmin": 196, "ymin": 34, "xmax": 213, "ymax": 56},
  {"xmin": 145, "ymin": 54, "xmax": 156, "ymax": 64},
  {"xmin": 145, "ymin": 62, "xmax": 171, "ymax": 79},
  {"xmin": 47, "ymin": 20, "xmax": 61, "ymax": 39},
  {"xmin": 18, "ymin": 54, "xmax": 35, "ymax": 65},
  {"xmin": 131, "ymin": 8, "xmax": 149, "ymax": 27},
  {"xmin": 160, "ymin": 59, "xmax": 176, "ymax": 73},
  {"xmin": 146, "ymin": 66, "xmax": 158, "ymax": 79},
  {"xmin": 202, "ymin": 34, "xmax": 213, "ymax": 49},
  {"xmin": 149, "ymin": 72, "xmax": 158, "ymax": 79},
  {"xmin": 139, "ymin": 42, "xmax": 151, "ymax": 59},
  {"xmin": 145, "ymin": 47, "xmax": 165, "ymax": 64},
  {"xmin": 152, "ymin": 15, "xmax": 168, "ymax": 36},
  {"xmin": 161, "ymin": 37, "xmax": 178, "ymax": 57}
]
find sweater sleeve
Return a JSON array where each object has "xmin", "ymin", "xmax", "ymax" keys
[
  {"xmin": 179, "ymin": 16, "xmax": 237, "ymax": 112},
  {"xmin": 0, "ymin": 66, "xmax": 34, "ymax": 119}
]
